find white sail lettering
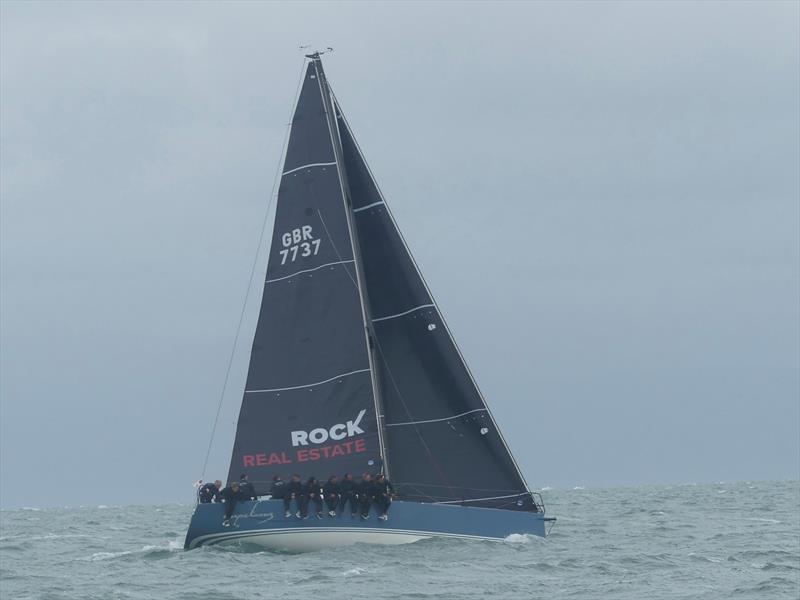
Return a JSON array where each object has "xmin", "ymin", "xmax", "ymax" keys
[
  {"xmin": 290, "ymin": 409, "xmax": 368, "ymax": 447},
  {"xmin": 347, "ymin": 409, "xmax": 366, "ymax": 437},
  {"xmin": 278, "ymin": 226, "xmax": 321, "ymax": 264},
  {"xmin": 291, "ymin": 431, "xmax": 309, "ymax": 446},
  {"xmin": 329, "ymin": 423, "xmax": 347, "ymax": 441}
]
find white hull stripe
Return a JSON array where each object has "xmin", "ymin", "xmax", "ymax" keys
[
  {"xmin": 266, "ymin": 260, "xmax": 354, "ymax": 283},
  {"xmin": 385, "ymin": 408, "xmax": 487, "ymax": 427},
  {"xmin": 189, "ymin": 526, "xmax": 505, "ymax": 549},
  {"xmin": 245, "ymin": 368, "xmax": 370, "ymax": 394},
  {"xmin": 353, "ymin": 201, "xmax": 385, "ymax": 213},
  {"xmin": 372, "ymin": 304, "xmax": 436, "ymax": 323},
  {"xmin": 282, "ymin": 162, "xmax": 337, "ymax": 176},
  {"xmin": 433, "ymin": 493, "xmax": 523, "ymax": 505}
]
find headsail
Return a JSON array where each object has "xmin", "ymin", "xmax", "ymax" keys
[
  {"xmin": 227, "ymin": 62, "xmax": 382, "ymax": 494},
  {"xmin": 334, "ymin": 101, "xmax": 536, "ymax": 511}
]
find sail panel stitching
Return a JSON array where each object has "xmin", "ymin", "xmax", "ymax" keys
[
  {"xmin": 372, "ymin": 304, "xmax": 436, "ymax": 323},
  {"xmin": 282, "ymin": 161, "xmax": 337, "ymax": 176},
  {"xmin": 385, "ymin": 408, "xmax": 487, "ymax": 427},
  {"xmin": 353, "ymin": 201, "xmax": 385, "ymax": 213},
  {"xmin": 266, "ymin": 260, "xmax": 354, "ymax": 283},
  {"xmin": 245, "ymin": 368, "xmax": 370, "ymax": 394}
]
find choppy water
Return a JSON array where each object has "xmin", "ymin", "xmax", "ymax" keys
[{"xmin": 1, "ymin": 480, "xmax": 798, "ymax": 599}]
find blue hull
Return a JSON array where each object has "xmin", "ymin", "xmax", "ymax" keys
[{"xmin": 184, "ymin": 500, "xmax": 550, "ymax": 551}]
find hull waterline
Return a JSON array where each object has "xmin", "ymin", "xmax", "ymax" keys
[{"xmin": 185, "ymin": 499, "xmax": 550, "ymax": 552}]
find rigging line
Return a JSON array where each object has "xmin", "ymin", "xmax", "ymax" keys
[
  {"xmin": 244, "ymin": 368, "xmax": 370, "ymax": 393},
  {"xmin": 385, "ymin": 408, "xmax": 487, "ymax": 427},
  {"xmin": 433, "ymin": 493, "xmax": 524, "ymax": 504},
  {"xmin": 316, "ymin": 209, "xmax": 358, "ymax": 289},
  {"xmin": 199, "ymin": 58, "xmax": 308, "ymax": 481}
]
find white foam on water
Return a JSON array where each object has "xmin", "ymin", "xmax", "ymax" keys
[
  {"xmin": 503, "ymin": 534, "xmax": 530, "ymax": 544},
  {"xmin": 744, "ymin": 517, "xmax": 781, "ymax": 524},
  {"xmin": 20, "ymin": 507, "xmax": 41, "ymax": 511},
  {"xmin": 572, "ymin": 486, "xmax": 586, "ymax": 490},
  {"xmin": 541, "ymin": 486, "xmax": 553, "ymax": 491},
  {"xmin": 90, "ymin": 550, "xmax": 133, "ymax": 561},
  {"xmin": 342, "ymin": 567, "xmax": 367, "ymax": 576}
]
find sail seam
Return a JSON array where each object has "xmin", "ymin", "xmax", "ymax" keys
[
  {"xmin": 372, "ymin": 304, "xmax": 436, "ymax": 323},
  {"xmin": 353, "ymin": 201, "xmax": 385, "ymax": 212},
  {"xmin": 282, "ymin": 161, "xmax": 337, "ymax": 176},
  {"xmin": 385, "ymin": 408, "xmax": 487, "ymax": 427},
  {"xmin": 266, "ymin": 260, "xmax": 354, "ymax": 283},
  {"xmin": 245, "ymin": 368, "xmax": 371, "ymax": 394}
]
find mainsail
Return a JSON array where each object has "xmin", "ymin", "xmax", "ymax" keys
[
  {"xmin": 228, "ymin": 61, "xmax": 382, "ymax": 495},
  {"xmin": 229, "ymin": 55, "xmax": 535, "ymax": 511}
]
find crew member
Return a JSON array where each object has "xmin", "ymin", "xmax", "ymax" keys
[
  {"xmin": 219, "ymin": 481, "xmax": 241, "ymax": 525},
  {"xmin": 323, "ymin": 475, "xmax": 340, "ymax": 517},
  {"xmin": 302, "ymin": 476, "xmax": 323, "ymax": 519},
  {"xmin": 373, "ymin": 473, "xmax": 395, "ymax": 521},
  {"xmin": 358, "ymin": 473, "xmax": 374, "ymax": 519},
  {"xmin": 338, "ymin": 473, "xmax": 358, "ymax": 517},
  {"xmin": 270, "ymin": 475, "xmax": 286, "ymax": 500},
  {"xmin": 239, "ymin": 474, "xmax": 257, "ymax": 501},
  {"xmin": 284, "ymin": 474, "xmax": 303, "ymax": 518},
  {"xmin": 198, "ymin": 480, "xmax": 221, "ymax": 503}
]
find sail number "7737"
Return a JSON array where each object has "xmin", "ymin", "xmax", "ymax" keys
[{"xmin": 279, "ymin": 225, "xmax": 321, "ymax": 265}]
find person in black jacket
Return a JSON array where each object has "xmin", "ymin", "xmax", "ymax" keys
[
  {"xmin": 269, "ymin": 475, "xmax": 286, "ymax": 500},
  {"xmin": 219, "ymin": 482, "xmax": 241, "ymax": 525},
  {"xmin": 302, "ymin": 476, "xmax": 323, "ymax": 519},
  {"xmin": 198, "ymin": 480, "xmax": 221, "ymax": 503},
  {"xmin": 322, "ymin": 475, "xmax": 340, "ymax": 517},
  {"xmin": 358, "ymin": 473, "xmax": 374, "ymax": 519},
  {"xmin": 284, "ymin": 474, "xmax": 303, "ymax": 517},
  {"xmin": 338, "ymin": 473, "xmax": 358, "ymax": 517},
  {"xmin": 239, "ymin": 474, "xmax": 257, "ymax": 501},
  {"xmin": 373, "ymin": 473, "xmax": 395, "ymax": 521}
]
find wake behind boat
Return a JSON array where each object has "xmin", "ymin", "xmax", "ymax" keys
[{"xmin": 185, "ymin": 52, "xmax": 554, "ymax": 551}]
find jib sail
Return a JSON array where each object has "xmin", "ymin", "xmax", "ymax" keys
[
  {"xmin": 334, "ymin": 100, "xmax": 537, "ymax": 511},
  {"xmin": 227, "ymin": 61, "xmax": 382, "ymax": 495}
]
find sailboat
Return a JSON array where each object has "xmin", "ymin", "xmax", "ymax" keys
[{"xmin": 184, "ymin": 53, "xmax": 554, "ymax": 551}]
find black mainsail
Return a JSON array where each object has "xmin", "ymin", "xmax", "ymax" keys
[
  {"xmin": 228, "ymin": 61, "xmax": 383, "ymax": 495},
  {"xmin": 228, "ymin": 55, "xmax": 535, "ymax": 511}
]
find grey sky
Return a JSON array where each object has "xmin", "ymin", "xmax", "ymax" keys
[{"xmin": 1, "ymin": 1, "xmax": 798, "ymax": 509}]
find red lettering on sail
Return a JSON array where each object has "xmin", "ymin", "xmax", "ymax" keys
[{"xmin": 243, "ymin": 455, "xmax": 256, "ymax": 467}]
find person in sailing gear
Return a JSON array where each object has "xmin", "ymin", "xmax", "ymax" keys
[
  {"xmin": 284, "ymin": 474, "xmax": 303, "ymax": 518},
  {"xmin": 219, "ymin": 482, "xmax": 241, "ymax": 525},
  {"xmin": 302, "ymin": 476, "xmax": 324, "ymax": 519},
  {"xmin": 338, "ymin": 473, "xmax": 359, "ymax": 517},
  {"xmin": 269, "ymin": 475, "xmax": 286, "ymax": 500},
  {"xmin": 373, "ymin": 473, "xmax": 395, "ymax": 521},
  {"xmin": 358, "ymin": 473, "xmax": 374, "ymax": 519},
  {"xmin": 239, "ymin": 474, "xmax": 257, "ymax": 501},
  {"xmin": 198, "ymin": 480, "xmax": 222, "ymax": 503},
  {"xmin": 323, "ymin": 475, "xmax": 340, "ymax": 517}
]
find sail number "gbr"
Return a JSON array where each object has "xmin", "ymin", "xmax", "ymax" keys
[{"xmin": 279, "ymin": 225, "xmax": 321, "ymax": 265}]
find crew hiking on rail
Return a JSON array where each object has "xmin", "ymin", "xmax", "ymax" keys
[{"xmin": 198, "ymin": 473, "xmax": 395, "ymax": 524}]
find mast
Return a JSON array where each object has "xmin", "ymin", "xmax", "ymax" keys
[{"xmin": 309, "ymin": 53, "xmax": 390, "ymax": 477}]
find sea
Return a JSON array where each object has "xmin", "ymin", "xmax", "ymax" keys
[{"xmin": 1, "ymin": 480, "xmax": 797, "ymax": 600}]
